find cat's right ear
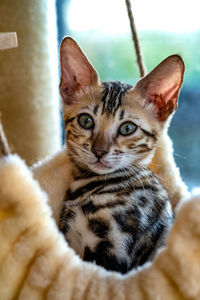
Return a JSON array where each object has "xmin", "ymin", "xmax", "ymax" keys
[{"xmin": 59, "ymin": 37, "xmax": 100, "ymax": 105}]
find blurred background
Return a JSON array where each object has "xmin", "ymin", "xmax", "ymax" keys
[{"xmin": 56, "ymin": 0, "xmax": 200, "ymax": 190}]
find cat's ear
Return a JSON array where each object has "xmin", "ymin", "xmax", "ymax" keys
[
  {"xmin": 59, "ymin": 37, "xmax": 100, "ymax": 105},
  {"xmin": 135, "ymin": 55, "xmax": 184, "ymax": 121}
]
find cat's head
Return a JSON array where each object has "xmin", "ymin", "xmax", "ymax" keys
[{"xmin": 59, "ymin": 37, "xmax": 184, "ymax": 175}]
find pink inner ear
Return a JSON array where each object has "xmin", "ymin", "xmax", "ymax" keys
[
  {"xmin": 59, "ymin": 37, "xmax": 99, "ymax": 105},
  {"xmin": 147, "ymin": 81, "xmax": 181, "ymax": 121},
  {"xmin": 136, "ymin": 55, "xmax": 184, "ymax": 121},
  {"xmin": 60, "ymin": 67, "xmax": 81, "ymax": 105}
]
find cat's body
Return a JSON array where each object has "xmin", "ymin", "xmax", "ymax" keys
[
  {"xmin": 59, "ymin": 159, "xmax": 172, "ymax": 273},
  {"xmin": 58, "ymin": 37, "xmax": 184, "ymax": 273}
]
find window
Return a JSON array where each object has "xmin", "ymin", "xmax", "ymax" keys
[{"xmin": 56, "ymin": 0, "xmax": 200, "ymax": 190}]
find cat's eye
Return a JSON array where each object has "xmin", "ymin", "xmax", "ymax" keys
[
  {"xmin": 78, "ymin": 113, "xmax": 94, "ymax": 130},
  {"xmin": 118, "ymin": 122, "xmax": 137, "ymax": 136}
]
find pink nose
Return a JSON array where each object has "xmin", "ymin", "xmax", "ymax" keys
[{"xmin": 92, "ymin": 147, "xmax": 108, "ymax": 159}]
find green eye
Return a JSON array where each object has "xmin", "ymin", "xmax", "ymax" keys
[
  {"xmin": 119, "ymin": 122, "xmax": 137, "ymax": 136},
  {"xmin": 78, "ymin": 113, "xmax": 94, "ymax": 130}
]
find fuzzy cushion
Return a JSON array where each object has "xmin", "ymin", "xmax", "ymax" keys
[{"xmin": 0, "ymin": 153, "xmax": 200, "ymax": 300}]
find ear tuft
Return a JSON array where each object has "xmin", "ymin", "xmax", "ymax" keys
[
  {"xmin": 136, "ymin": 55, "xmax": 185, "ymax": 121},
  {"xmin": 59, "ymin": 37, "xmax": 99, "ymax": 105}
]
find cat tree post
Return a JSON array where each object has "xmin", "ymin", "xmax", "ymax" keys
[{"xmin": 0, "ymin": 1, "xmax": 62, "ymax": 165}]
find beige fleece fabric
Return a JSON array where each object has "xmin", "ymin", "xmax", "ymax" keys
[
  {"xmin": 0, "ymin": 153, "xmax": 200, "ymax": 300},
  {"xmin": 0, "ymin": 0, "xmax": 61, "ymax": 165}
]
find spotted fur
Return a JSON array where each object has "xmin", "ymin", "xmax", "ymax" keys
[
  {"xmin": 58, "ymin": 37, "xmax": 184, "ymax": 273},
  {"xmin": 59, "ymin": 81, "xmax": 173, "ymax": 273}
]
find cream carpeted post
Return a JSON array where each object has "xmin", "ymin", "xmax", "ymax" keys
[{"xmin": 0, "ymin": 1, "xmax": 62, "ymax": 165}]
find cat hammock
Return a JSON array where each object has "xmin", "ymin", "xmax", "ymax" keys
[{"xmin": 0, "ymin": 2, "xmax": 200, "ymax": 299}]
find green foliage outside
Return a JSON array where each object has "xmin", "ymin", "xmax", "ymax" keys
[{"xmin": 72, "ymin": 31, "xmax": 200, "ymax": 87}]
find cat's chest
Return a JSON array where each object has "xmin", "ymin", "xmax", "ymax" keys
[
  {"xmin": 66, "ymin": 174, "xmax": 125, "ymax": 206},
  {"xmin": 66, "ymin": 175, "xmax": 124, "ymax": 224},
  {"xmin": 61, "ymin": 176, "xmax": 129, "ymax": 256},
  {"xmin": 59, "ymin": 171, "xmax": 173, "ymax": 272}
]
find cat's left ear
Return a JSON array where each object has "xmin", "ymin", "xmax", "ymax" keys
[
  {"xmin": 135, "ymin": 55, "xmax": 184, "ymax": 121},
  {"xmin": 60, "ymin": 37, "xmax": 100, "ymax": 105}
]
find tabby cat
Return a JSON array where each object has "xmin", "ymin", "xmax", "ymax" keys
[{"xmin": 59, "ymin": 37, "xmax": 184, "ymax": 273}]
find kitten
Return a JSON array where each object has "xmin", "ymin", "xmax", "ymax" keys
[{"xmin": 58, "ymin": 37, "xmax": 184, "ymax": 273}]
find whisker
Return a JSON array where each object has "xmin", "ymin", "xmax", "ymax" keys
[
  {"xmin": 136, "ymin": 161, "xmax": 168, "ymax": 184},
  {"xmin": 155, "ymin": 144, "xmax": 187, "ymax": 160}
]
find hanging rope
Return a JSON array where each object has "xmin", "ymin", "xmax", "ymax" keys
[
  {"xmin": 0, "ymin": 118, "xmax": 10, "ymax": 156},
  {"xmin": 125, "ymin": 0, "xmax": 146, "ymax": 77}
]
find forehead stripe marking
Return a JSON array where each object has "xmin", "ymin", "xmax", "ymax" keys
[
  {"xmin": 93, "ymin": 104, "xmax": 99, "ymax": 115},
  {"xmin": 120, "ymin": 110, "xmax": 125, "ymax": 120},
  {"xmin": 101, "ymin": 82, "xmax": 132, "ymax": 114}
]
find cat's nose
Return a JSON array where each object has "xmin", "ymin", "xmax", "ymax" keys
[{"xmin": 92, "ymin": 147, "xmax": 108, "ymax": 159}]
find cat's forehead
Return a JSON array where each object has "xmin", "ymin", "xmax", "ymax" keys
[
  {"xmin": 93, "ymin": 81, "xmax": 145, "ymax": 123},
  {"xmin": 74, "ymin": 81, "xmax": 133, "ymax": 117},
  {"xmin": 101, "ymin": 81, "xmax": 132, "ymax": 115},
  {"xmin": 77, "ymin": 81, "xmax": 148, "ymax": 121}
]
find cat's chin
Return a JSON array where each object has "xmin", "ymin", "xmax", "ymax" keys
[{"xmin": 89, "ymin": 161, "xmax": 114, "ymax": 175}]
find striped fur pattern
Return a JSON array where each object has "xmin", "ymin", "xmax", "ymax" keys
[{"xmin": 59, "ymin": 81, "xmax": 173, "ymax": 273}]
